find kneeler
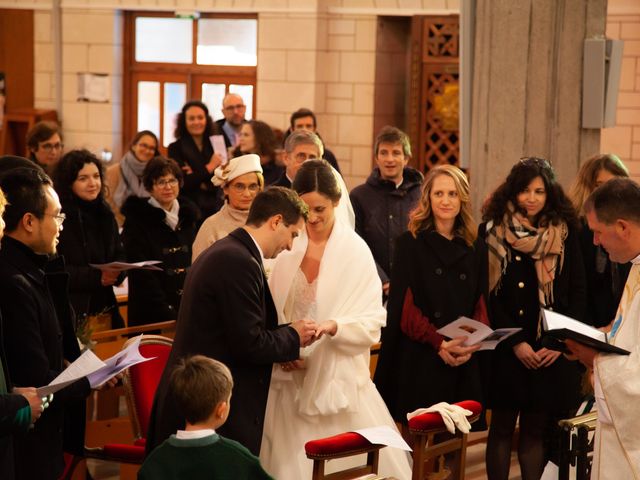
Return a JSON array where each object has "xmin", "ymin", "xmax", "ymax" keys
[
  {"xmin": 409, "ymin": 400, "xmax": 482, "ymax": 480},
  {"xmin": 305, "ymin": 431, "xmax": 386, "ymax": 480},
  {"xmin": 304, "ymin": 400, "xmax": 482, "ymax": 480}
]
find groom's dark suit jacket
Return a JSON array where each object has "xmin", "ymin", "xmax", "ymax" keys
[{"xmin": 146, "ymin": 228, "xmax": 300, "ymax": 456}]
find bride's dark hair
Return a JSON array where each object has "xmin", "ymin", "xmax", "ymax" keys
[{"xmin": 292, "ymin": 159, "xmax": 341, "ymax": 203}]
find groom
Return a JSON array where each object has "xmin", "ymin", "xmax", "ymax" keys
[{"xmin": 146, "ymin": 187, "xmax": 317, "ymax": 456}]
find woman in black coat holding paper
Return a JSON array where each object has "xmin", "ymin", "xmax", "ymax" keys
[
  {"xmin": 478, "ymin": 158, "xmax": 586, "ymax": 480},
  {"xmin": 54, "ymin": 149, "xmax": 126, "ymax": 329},
  {"xmin": 167, "ymin": 100, "xmax": 224, "ymax": 218},
  {"xmin": 121, "ymin": 157, "xmax": 199, "ymax": 326},
  {"xmin": 374, "ymin": 166, "xmax": 487, "ymax": 480}
]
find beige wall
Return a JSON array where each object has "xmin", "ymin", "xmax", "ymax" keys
[
  {"xmin": 601, "ymin": 2, "xmax": 640, "ymax": 183},
  {"xmin": 4, "ymin": 0, "xmax": 458, "ymax": 189},
  {"xmin": 2, "ymin": 0, "xmax": 637, "ymax": 186},
  {"xmin": 33, "ymin": 9, "xmax": 123, "ymax": 162}
]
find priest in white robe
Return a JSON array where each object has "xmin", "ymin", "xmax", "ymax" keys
[{"xmin": 566, "ymin": 178, "xmax": 640, "ymax": 479}]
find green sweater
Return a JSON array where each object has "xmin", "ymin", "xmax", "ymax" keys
[{"xmin": 138, "ymin": 433, "xmax": 274, "ymax": 480}]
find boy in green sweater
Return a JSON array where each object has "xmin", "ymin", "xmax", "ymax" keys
[{"xmin": 139, "ymin": 355, "xmax": 274, "ymax": 480}]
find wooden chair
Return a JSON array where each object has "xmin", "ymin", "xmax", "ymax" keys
[
  {"xmin": 83, "ymin": 332, "xmax": 173, "ymax": 478},
  {"xmin": 305, "ymin": 432, "xmax": 386, "ymax": 480},
  {"xmin": 408, "ymin": 400, "xmax": 482, "ymax": 480}
]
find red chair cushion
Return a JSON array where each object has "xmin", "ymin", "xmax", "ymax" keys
[
  {"xmin": 134, "ymin": 438, "xmax": 146, "ymax": 447},
  {"xmin": 305, "ymin": 432, "xmax": 377, "ymax": 456},
  {"xmin": 130, "ymin": 343, "xmax": 172, "ymax": 436},
  {"xmin": 102, "ymin": 444, "xmax": 145, "ymax": 463},
  {"xmin": 408, "ymin": 400, "xmax": 482, "ymax": 431}
]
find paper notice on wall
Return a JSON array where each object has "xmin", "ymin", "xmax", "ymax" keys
[{"xmin": 77, "ymin": 73, "xmax": 110, "ymax": 103}]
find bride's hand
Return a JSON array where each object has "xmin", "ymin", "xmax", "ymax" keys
[
  {"xmin": 315, "ymin": 320, "xmax": 338, "ymax": 339},
  {"xmin": 279, "ymin": 359, "xmax": 306, "ymax": 372}
]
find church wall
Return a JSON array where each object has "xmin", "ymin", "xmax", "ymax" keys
[
  {"xmin": 5, "ymin": 0, "xmax": 458, "ymax": 189},
  {"xmin": 1, "ymin": 0, "xmax": 637, "ymax": 186},
  {"xmin": 602, "ymin": 4, "xmax": 640, "ymax": 181}
]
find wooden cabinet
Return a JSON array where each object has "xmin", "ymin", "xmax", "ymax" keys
[{"xmin": 0, "ymin": 108, "xmax": 58, "ymax": 157}]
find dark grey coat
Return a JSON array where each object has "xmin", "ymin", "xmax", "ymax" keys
[
  {"xmin": 350, "ymin": 167, "xmax": 423, "ymax": 283},
  {"xmin": 146, "ymin": 228, "xmax": 300, "ymax": 456}
]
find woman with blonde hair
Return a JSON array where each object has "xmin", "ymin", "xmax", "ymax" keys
[
  {"xmin": 570, "ymin": 153, "xmax": 630, "ymax": 327},
  {"xmin": 374, "ymin": 164, "xmax": 487, "ymax": 477}
]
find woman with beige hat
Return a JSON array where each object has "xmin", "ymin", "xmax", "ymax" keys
[{"xmin": 191, "ymin": 153, "xmax": 264, "ymax": 261}]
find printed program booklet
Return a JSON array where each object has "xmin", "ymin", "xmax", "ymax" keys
[
  {"xmin": 436, "ymin": 317, "xmax": 521, "ymax": 351},
  {"xmin": 90, "ymin": 261, "xmax": 162, "ymax": 272},
  {"xmin": 542, "ymin": 309, "xmax": 630, "ymax": 355}
]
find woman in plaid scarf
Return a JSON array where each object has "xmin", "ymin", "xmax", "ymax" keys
[{"xmin": 479, "ymin": 158, "xmax": 586, "ymax": 480}]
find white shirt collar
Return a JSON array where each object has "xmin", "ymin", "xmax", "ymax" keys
[
  {"xmin": 245, "ymin": 229, "xmax": 265, "ymax": 261},
  {"xmin": 176, "ymin": 428, "xmax": 216, "ymax": 439},
  {"xmin": 631, "ymin": 253, "xmax": 640, "ymax": 264}
]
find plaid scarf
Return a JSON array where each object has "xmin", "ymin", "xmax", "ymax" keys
[{"xmin": 486, "ymin": 203, "xmax": 567, "ymax": 338}]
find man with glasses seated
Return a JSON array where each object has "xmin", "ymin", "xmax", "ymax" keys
[
  {"xmin": 0, "ymin": 166, "xmax": 92, "ymax": 479},
  {"xmin": 26, "ymin": 121, "xmax": 64, "ymax": 175},
  {"xmin": 216, "ymin": 93, "xmax": 247, "ymax": 149},
  {"xmin": 273, "ymin": 130, "xmax": 323, "ymax": 189}
]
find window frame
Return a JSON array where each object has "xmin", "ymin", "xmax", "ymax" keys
[{"xmin": 123, "ymin": 11, "xmax": 258, "ymax": 153}]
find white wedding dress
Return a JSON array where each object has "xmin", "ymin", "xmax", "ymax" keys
[{"xmin": 260, "ymin": 220, "xmax": 412, "ymax": 480}]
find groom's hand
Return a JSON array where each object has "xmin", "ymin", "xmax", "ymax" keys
[{"xmin": 291, "ymin": 319, "xmax": 317, "ymax": 347}]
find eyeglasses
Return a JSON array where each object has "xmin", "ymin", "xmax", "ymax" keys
[
  {"xmin": 224, "ymin": 104, "xmax": 246, "ymax": 112},
  {"xmin": 294, "ymin": 152, "xmax": 318, "ymax": 163},
  {"xmin": 155, "ymin": 178, "xmax": 179, "ymax": 188},
  {"xmin": 44, "ymin": 212, "xmax": 66, "ymax": 225},
  {"xmin": 39, "ymin": 142, "xmax": 64, "ymax": 152},
  {"xmin": 230, "ymin": 182, "xmax": 260, "ymax": 193}
]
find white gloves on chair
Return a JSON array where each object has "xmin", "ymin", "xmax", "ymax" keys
[{"xmin": 406, "ymin": 402, "xmax": 473, "ymax": 435}]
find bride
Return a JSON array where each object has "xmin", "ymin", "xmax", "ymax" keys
[{"xmin": 260, "ymin": 160, "xmax": 411, "ymax": 479}]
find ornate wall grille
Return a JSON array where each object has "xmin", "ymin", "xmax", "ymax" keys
[{"xmin": 409, "ymin": 16, "xmax": 460, "ymax": 173}]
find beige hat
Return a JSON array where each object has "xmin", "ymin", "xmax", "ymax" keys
[{"xmin": 212, "ymin": 154, "xmax": 263, "ymax": 187}]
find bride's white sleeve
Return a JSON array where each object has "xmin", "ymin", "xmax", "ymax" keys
[{"xmin": 328, "ymin": 245, "xmax": 386, "ymax": 355}]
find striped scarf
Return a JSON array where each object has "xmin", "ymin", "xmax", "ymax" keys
[{"xmin": 486, "ymin": 203, "xmax": 567, "ymax": 338}]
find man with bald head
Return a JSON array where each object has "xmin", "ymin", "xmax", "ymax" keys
[{"xmin": 216, "ymin": 93, "xmax": 247, "ymax": 148}]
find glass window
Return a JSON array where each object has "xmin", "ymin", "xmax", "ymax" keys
[
  {"xmin": 197, "ymin": 19, "xmax": 257, "ymax": 66},
  {"xmin": 137, "ymin": 81, "xmax": 160, "ymax": 136},
  {"xmin": 230, "ymin": 84, "xmax": 254, "ymax": 120},
  {"xmin": 136, "ymin": 18, "xmax": 193, "ymax": 63},
  {"xmin": 163, "ymin": 83, "xmax": 187, "ymax": 147},
  {"xmin": 201, "ymin": 83, "xmax": 227, "ymax": 121}
]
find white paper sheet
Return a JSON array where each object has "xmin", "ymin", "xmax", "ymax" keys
[
  {"xmin": 210, "ymin": 135, "xmax": 228, "ymax": 165},
  {"xmin": 86, "ymin": 335, "xmax": 155, "ymax": 388},
  {"xmin": 352, "ymin": 425, "xmax": 412, "ymax": 451},
  {"xmin": 437, "ymin": 317, "xmax": 521, "ymax": 351},
  {"xmin": 37, "ymin": 349, "xmax": 105, "ymax": 396},
  {"xmin": 90, "ymin": 261, "xmax": 162, "ymax": 272}
]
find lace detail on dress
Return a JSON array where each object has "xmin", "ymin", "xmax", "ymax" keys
[{"xmin": 291, "ymin": 268, "xmax": 318, "ymax": 322}]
